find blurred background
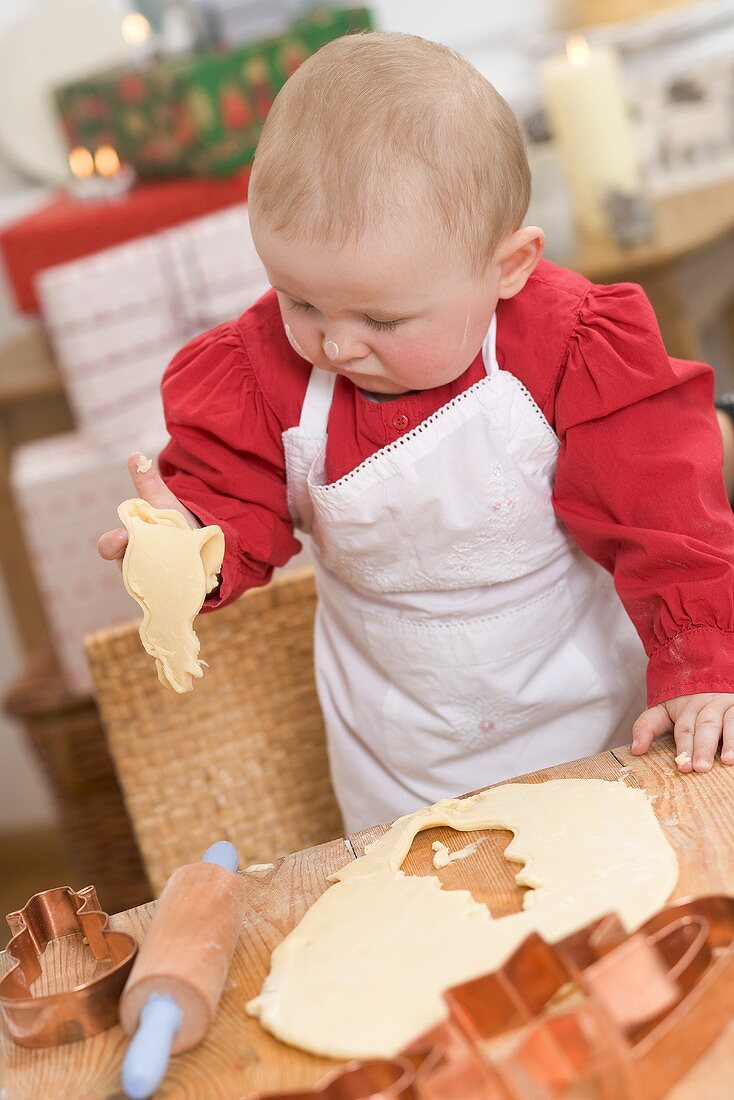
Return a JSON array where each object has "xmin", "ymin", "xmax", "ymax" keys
[{"xmin": 2, "ymin": 0, "xmax": 734, "ymax": 935}]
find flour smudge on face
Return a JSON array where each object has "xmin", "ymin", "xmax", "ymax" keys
[
  {"xmin": 460, "ymin": 310, "xmax": 470, "ymax": 351},
  {"xmin": 285, "ymin": 323, "xmax": 313, "ymax": 362}
]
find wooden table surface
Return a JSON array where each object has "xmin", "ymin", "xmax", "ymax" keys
[{"xmin": 2, "ymin": 735, "xmax": 733, "ymax": 1099}]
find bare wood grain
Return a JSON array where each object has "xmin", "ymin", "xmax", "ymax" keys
[{"xmin": 612, "ymin": 735, "xmax": 734, "ymax": 900}]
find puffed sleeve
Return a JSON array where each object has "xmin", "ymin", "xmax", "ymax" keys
[
  {"xmin": 551, "ymin": 281, "xmax": 734, "ymax": 705},
  {"xmin": 158, "ymin": 321, "xmax": 302, "ymax": 607}
]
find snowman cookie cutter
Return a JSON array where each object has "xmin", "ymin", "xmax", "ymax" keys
[{"xmin": 0, "ymin": 884, "xmax": 137, "ymax": 1048}]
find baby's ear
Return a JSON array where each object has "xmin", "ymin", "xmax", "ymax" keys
[{"xmin": 496, "ymin": 227, "xmax": 545, "ymax": 300}]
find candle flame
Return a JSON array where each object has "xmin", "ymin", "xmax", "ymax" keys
[
  {"xmin": 566, "ymin": 35, "xmax": 591, "ymax": 67},
  {"xmin": 95, "ymin": 145, "xmax": 121, "ymax": 178},
  {"xmin": 69, "ymin": 147, "xmax": 94, "ymax": 179},
  {"xmin": 122, "ymin": 11, "xmax": 151, "ymax": 47}
]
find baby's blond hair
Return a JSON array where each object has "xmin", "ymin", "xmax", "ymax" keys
[{"xmin": 249, "ymin": 31, "xmax": 531, "ymax": 274}]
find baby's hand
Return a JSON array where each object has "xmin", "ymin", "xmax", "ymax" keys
[
  {"xmin": 97, "ymin": 453, "xmax": 200, "ymax": 562},
  {"xmin": 631, "ymin": 694, "xmax": 734, "ymax": 772}
]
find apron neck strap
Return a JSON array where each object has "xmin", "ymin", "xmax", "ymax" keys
[
  {"xmin": 481, "ymin": 312, "xmax": 498, "ymax": 378},
  {"xmin": 297, "ymin": 312, "xmax": 498, "ymax": 436},
  {"xmin": 298, "ymin": 367, "xmax": 337, "ymax": 436}
]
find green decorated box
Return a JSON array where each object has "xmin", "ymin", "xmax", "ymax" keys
[{"xmin": 54, "ymin": 6, "xmax": 372, "ymax": 178}]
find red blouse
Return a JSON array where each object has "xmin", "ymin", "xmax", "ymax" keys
[{"xmin": 159, "ymin": 259, "xmax": 734, "ymax": 706}]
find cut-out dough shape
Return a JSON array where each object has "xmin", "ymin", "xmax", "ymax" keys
[
  {"xmin": 119, "ymin": 498, "xmax": 224, "ymax": 693},
  {"xmin": 246, "ymin": 779, "xmax": 678, "ymax": 1060}
]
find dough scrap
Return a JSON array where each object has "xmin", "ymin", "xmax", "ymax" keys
[
  {"xmin": 431, "ymin": 838, "xmax": 483, "ymax": 868},
  {"xmin": 136, "ymin": 455, "xmax": 153, "ymax": 474},
  {"xmin": 675, "ymin": 751, "xmax": 692, "ymax": 769},
  {"xmin": 246, "ymin": 779, "xmax": 677, "ymax": 1059},
  {"xmin": 119, "ymin": 498, "xmax": 224, "ymax": 693}
]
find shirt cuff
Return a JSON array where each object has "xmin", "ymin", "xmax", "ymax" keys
[
  {"xmin": 176, "ymin": 499, "xmax": 271, "ymax": 610},
  {"xmin": 646, "ymin": 625, "xmax": 734, "ymax": 705}
]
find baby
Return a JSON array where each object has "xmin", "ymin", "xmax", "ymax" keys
[{"xmin": 100, "ymin": 31, "xmax": 734, "ymax": 832}]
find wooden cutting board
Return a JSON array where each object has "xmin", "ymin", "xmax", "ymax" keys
[{"xmin": 2, "ymin": 736, "xmax": 733, "ymax": 1098}]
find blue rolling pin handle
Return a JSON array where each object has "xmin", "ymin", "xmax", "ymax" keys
[
  {"xmin": 201, "ymin": 840, "xmax": 239, "ymax": 873},
  {"xmin": 121, "ymin": 993, "xmax": 184, "ymax": 1100},
  {"xmin": 121, "ymin": 841, "xmax": 240, "ymax": 1099}
]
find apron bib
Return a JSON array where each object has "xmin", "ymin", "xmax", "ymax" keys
[{"xmin": 283, "ymin": 316, "xmax": 646, "ymax": 831}]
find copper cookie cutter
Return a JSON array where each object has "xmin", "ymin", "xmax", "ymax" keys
[
  {"xmin": 248, "ymin": 893, "xmax": 734, "ymax": 1100},
  {"xmin": 0, "ymin": 885, "xmax": 137, "ymax": 1048}
]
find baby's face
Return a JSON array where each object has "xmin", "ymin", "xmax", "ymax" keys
[{"xmin": 251, "ymin": 214, "xmax": 500, "ymax": 395}]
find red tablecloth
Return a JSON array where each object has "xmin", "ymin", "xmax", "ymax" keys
[{"xmin": 0, "ymin": 168, "xmax": 251, "ymax": 313}]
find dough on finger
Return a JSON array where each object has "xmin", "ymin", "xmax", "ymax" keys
[{"xmin": 118, "ymin": 498, "xmax": 224, "ymax": 693}]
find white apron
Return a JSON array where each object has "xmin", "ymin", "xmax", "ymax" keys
[{"xmin": 283, "ymin": 316, "xmax": 646, "ymax": 832}]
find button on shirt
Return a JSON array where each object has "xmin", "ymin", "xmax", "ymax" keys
[{"xmin": 158, "ymin": 258, "xmax": 734, "ymax": 705}]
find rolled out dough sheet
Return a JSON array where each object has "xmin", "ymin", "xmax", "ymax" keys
[
  {"xmin": 119, "ymin": 498, "xmax": 224, "ymax": 693},
  {"xmin": 246, "ymin": 778, "xmax": 678, "ymax": 1059}
]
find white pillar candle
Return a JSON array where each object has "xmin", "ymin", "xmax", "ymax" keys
[{"xmin": 540, "ymin": 38, "xmax": 641, "ymax": 236}]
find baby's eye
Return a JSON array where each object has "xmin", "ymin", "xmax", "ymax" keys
[
  {"xmin": 288, "ymin": 299, "xmax": 313, "ymax": 312},
  {"xmin": 364, "ymin": 316, "xmax": 401, "ymax": 333}
]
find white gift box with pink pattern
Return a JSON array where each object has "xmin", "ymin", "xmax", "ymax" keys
[
  {"xmin": 11, "ymin": 433, "xmax": 146, "ymax": 694},
  {"xmin": 36, "ymin": 203, "xmax": 269, "ymax": 456},
  {"xmin": 11, "ymin": 203, "xmax": 274, "ymax": 694}
]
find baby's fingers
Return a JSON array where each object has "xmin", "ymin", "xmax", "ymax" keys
[
  {"xmin": 127, "ymin": 453, "xmax": 199, "ymax": 529},
  {"xmin": 722, "ymin": 709, "xmax": 734, "ymax": 767},
  {"xmin": 631, "ymin": 703, "xmax": 672, "ymax": 756},
  {"xmin": 671, "ymin": 708, "xmax": 695, "ymax": 773},
  {"xmin": 690, "ymin": 707, "xmax": 723, "ymax": 772},
  {"xmin": 98, "ymin": 526, "xmax": 128, "ymax": 561}
]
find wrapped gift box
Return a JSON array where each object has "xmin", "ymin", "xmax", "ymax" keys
[
  {"xmin": 10, "ymin": 432, "xmax": 158, "ymax": 695},
  {"xmin": 0, "ymin": 168, "xmax": 251, "ymax": 314},
  {"xmin": 37, "ymin": 235, "xmax": 179, "ymax": 452},
  {"xmin": 37, "ymin": 202, "xmax": 269, "ymax": 457},
  {"xmin": 164, "ymin": 201, "xmax": 270, "ymax": 330},
  {"xmin": 54, "ymin": 6, "xmax": 372, "ymax": 178}
]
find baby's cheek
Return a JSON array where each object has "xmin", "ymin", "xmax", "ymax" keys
[{"xmin": 390, "ymin": 334, "xmax": 459, "ymax": 387}]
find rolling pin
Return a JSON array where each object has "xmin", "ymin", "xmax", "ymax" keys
[{"xmin": 120, "ymin": 841, "xmax": 247, "ymax": 1099}]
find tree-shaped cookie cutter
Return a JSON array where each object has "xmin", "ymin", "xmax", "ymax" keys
[
  {"xmin": 248, "ymin": 893, "xmax": 734, "ymax": 1100},
  {"xmin": 0, "ymin": 885, "xmax": 137, "ymax": 1048}
]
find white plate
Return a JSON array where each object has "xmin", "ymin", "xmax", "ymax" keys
[{"xmin": 0, "ymin": 0, "xmax": 132, "ymax": 185}]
